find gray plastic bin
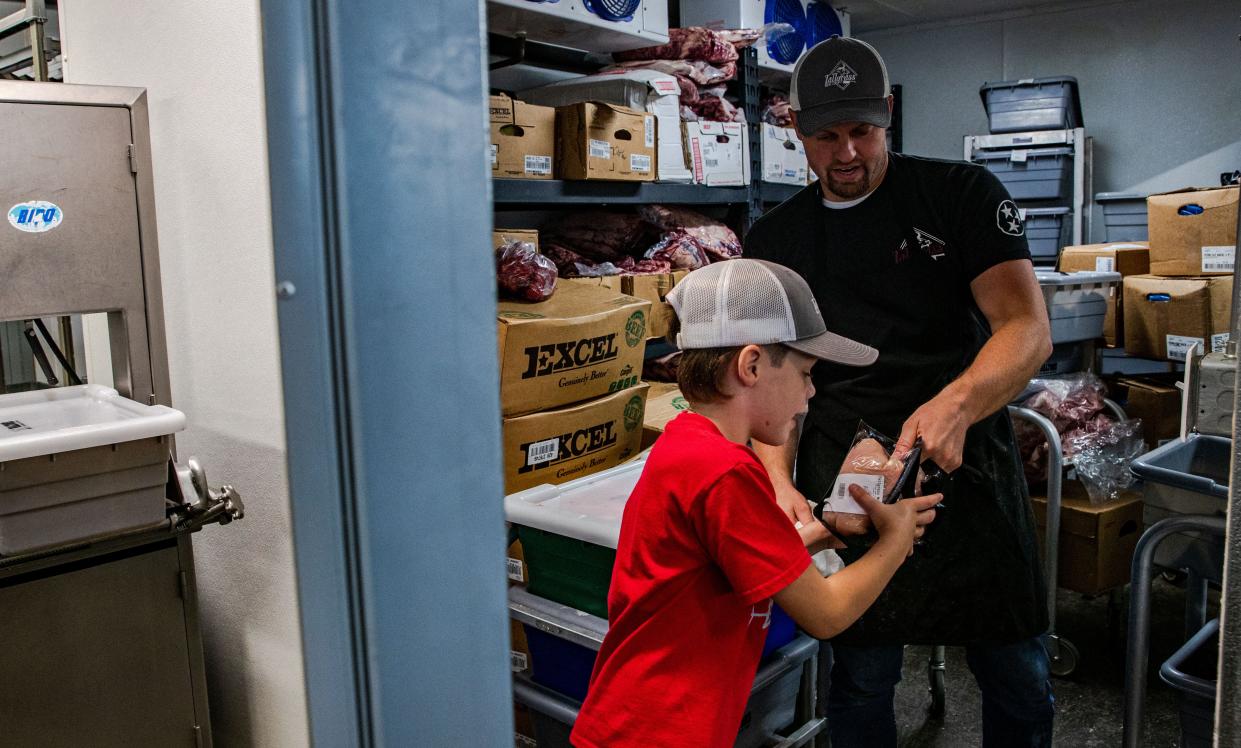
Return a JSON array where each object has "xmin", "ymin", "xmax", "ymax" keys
[
  {"xmin": 1130, "ymin": 434, "xmax": 1229, "ymax": 579},
  {"xmin": 1159, "ymin": 617, "xmax": 1219, "ymax": 748},
  {"xmin": 1026, "ymin": 207, "xmax": 1071, "ymax": 261},
  {"xmin": 980, "ymin": 76, "xmax": 1082, "ymax": 133},
  {"xmin": 1035, "ymin": 269, "xmax": 1120, "ymax": 342},
  {"xmin": 1096, "ymin": 191, "xmax": 1149, "ymax": 242},
  {"xmin": 976, "ymin": 147, "xmax": 1074, "ymax": 201}
]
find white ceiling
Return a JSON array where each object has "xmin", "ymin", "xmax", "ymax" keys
[{"xmin": 841, "ymin": 0, "xmax": 1092, "ymax": 34}]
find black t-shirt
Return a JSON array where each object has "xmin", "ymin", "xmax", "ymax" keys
[{"xmin": 745, "ymin": 153, "xmax": 1048, "ymax": 645}]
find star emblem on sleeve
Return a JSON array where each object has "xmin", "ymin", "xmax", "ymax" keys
[{"xmin": 996, "ymin": 200, "xmax": 1025, "ymax": 237}]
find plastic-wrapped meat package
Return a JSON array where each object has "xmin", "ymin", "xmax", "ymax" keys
[
  {"xmin": 697, "ymin": 84, "xmax": 727, "ymax": 100},
  {"xmin": 612, "ymin": 27, "xmax": 739, "ymax": 65},
  {"xmin": 638, "ymin": 204, "xmax": 742, "ymax": 261},
  {"xmin": 543, "ymin": 211, "xmax": 654, "ymax": 261},
  {"xmin": 818, "ymin": 428, "xmax": 906, "ymax": 536},
  {"xmin": 496, "ymin": 241, "xmax": 557, "ymax": 302},
  {"xmin": 608, "ymin": 59, "xmax": 735, "ymax": 86},
  {"xmin": 1012, "ymin": 373, "xmax": 1114, "ymax": 484},
  {"xmin": 687, "ymin": 95, "xmax": 742, "ymax": 123},
  {"xmin": 1066, "ymin": 419, "xmax": 1146, "ymax": 504},
  {"xmin": 617, "ymin": 255, "xmax": 674, "ymax": 275},
  {"xmin": 644, "ymin": 232, "xmax": 710, "ymax": 270},
  {"xmin": 643, "ymin": 351, "xmax": 681, "ymax": 382},
  {"xmin": 762, "ymin": 94, "xmax": 793, "ymax": 128}
]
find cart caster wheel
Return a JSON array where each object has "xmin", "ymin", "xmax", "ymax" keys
[
  {"xmin": 1047, "ymin": 635, "xmax": 1079, "ymax": 677},
  {"xmin": 928, "ymin": 669, "xmax": 946, "ymax": 717}
]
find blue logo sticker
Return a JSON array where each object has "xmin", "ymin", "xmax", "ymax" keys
[{"xmin": 8, "ymin": 201, "xmax": 64, "ymax": 233}]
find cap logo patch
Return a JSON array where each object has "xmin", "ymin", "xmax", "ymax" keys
[
  {"xmin": 824, "ymin": 60, "xmax": 857, "ymax": 90},
  {"xmin": 996, "ymin": 200, "xmax": 1025, "ymax": 237}
]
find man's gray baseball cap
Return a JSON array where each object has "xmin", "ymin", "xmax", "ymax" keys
[{"xmin": 790, "ymin": 35, "xmax": 891, "ymax": 136}]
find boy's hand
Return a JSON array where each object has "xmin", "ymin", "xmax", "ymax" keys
[{"xmin": 850, "ymin": 485, "xmax": 941, "ymax": 556}]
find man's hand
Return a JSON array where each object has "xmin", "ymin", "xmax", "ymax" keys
[{"xmin": 894, "ymin": 390, "xmax": 971, "ymax": 473}]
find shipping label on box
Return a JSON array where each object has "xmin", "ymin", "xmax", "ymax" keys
[
  {"xmin": 1122, "ymin": 274, "xmax": 1233, "ymax": 360},
  {"xmin": 502, "ymin": 384, "xmax": 649, "ymax": 494},
  {"xmin": 761, "ymin": 124, "xmax": 808, "ymax": 186},
  {"xmin": 490, "ymin": 94, "xmax": 556, "ymax": 181},
  {"xmin": 493, "ymin": 228, "xmax": 539, "ymax": 255},
  {"xmin": 686, "ymin": 121, "xmax": 749, "ymax": 187},
  {"xmin": 557, "ymin": 103, "xmax": 656, "ymax": 182},
  {"xmin": 498, "ymin": 282, "xmax": 651, "ymax": 416},
  {"xmin": 1147, "ymin": 186, "xmax": 1239, "ymax": 276},
  {"xmin": 622, "ymin": 271, "xmax": 685, "ymax": 340}
]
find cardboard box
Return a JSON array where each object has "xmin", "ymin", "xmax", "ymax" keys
[
  {"xmin": 510, "ymin": 619, "xmax": 531, "ymax": 675},
  {"xmin": 506, "ymin": 538, "xmax": 527, "ymax": 586},
  {"xmin": 514, "ymin": 704, "xmax": 537, "ymax": 748},
  {"xmin": 1123, "ymin": 274, "xmax": 1233, "ymax": 360},
  {"xmin": 761, "ymin": 124, "xmax": 809, "ymax": 186},
  {"xmin": 685, "ymin": 121, "xmax": 750, "ymax": 187},
  {"xmin": 1030, "ymin": 482, "xmax": 1143, "ymax": 595},
  {"xmin": 493, "ymin": 228, "xmax": 539, "ymax": 254},
  {"xmin": 502, "ymin": 384, "xmax": 649, "ymax": 494},
  {"xmin": 1147, "ymin": 186, "xmax": 1238, "ymax": 276},
  {"xmin": 1105, "ymin": 375, "xmax": 1183, "ymax": 446},
  {"xmin": 489, "ymin": 94, "xmax": 555, "ymax": 180},
  {"xmin": 621, "ymin": 270, "xmax": 686, "ymax": 340},
  {"xmin": 520, "ymin": 70, "xmax": 691, "ymax": 183},
  {"xmin": 561, "ymin": 275, "xmax": 623, "ymax": 292},
  {"xmin": 639, "ymin": 383, "xmax": 690, "ymax": 451},
  {"xmin": 1059, "ymin": 243, "xmax": 1150, "ymax": 345},
  {"xmin": 556, "ymin": 102, "xmax": 656, "ymax": 182},
  {"xmin": 498, "ymin": 282, "xmax": 650, "ymax": 416}
]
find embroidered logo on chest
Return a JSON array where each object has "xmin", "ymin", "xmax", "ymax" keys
[{"xmin": 913, "ymin": 227, "xmax": 947, "ymax": 260}]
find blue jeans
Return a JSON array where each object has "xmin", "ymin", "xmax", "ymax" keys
[{"xmin": 825, "ymin": 637, "xmax": 1054, "ymax": 747}]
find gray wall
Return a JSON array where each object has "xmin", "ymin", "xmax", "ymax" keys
[{"xmin": 862, "ymin": 0, "xmax": 1240, "ymax": 239}]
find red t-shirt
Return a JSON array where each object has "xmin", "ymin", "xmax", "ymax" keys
[{"xmin": 570, "ymin": 412, "xmax": 812, "ymax": 748}]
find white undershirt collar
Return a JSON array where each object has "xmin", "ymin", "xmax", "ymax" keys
[{"xmin": 821, "ymin": 191, "xmax": 873, "ymax": 210}]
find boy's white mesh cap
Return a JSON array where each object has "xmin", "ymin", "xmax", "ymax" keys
[{"xmin": 666, "ymin": 259, "xmax": 878, "ymax": 366}]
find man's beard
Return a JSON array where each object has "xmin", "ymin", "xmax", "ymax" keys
[{"xmin": 826, "ymin": 167, "xmax": 872, "ymax": 199}]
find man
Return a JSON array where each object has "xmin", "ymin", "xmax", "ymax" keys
[{"xmin": 745, "ymin": 36, "xmax": 1056, "ymax": 748}]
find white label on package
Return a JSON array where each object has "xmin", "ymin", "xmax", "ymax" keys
[
  {"xmin": 1202, "ymin": 245, "xmax": 1236, "ymax": 272},
  {"xmin": 524, "ymin": 155, "xmax": 552, "ymax": 175},
  {"xmin": 630, "ymin": 154, "xmax": 652, "ymax": 173},
  {"xmin": 644, "ymin": 116, "xmax": 655, "ymax": 148},
  {"xmin": 511, "ymin": 651, "xmax": 528, "ymax": 672},
  {"xmin": 1095, "ymin": 257, "xmax": 1116, "ymax": 272},
  {"xmin": 826, "ymin": 473, "xmax": 885, "ymax": 514},
  {"xmin": 506, "ymin": 557, "xmax": 525, "ymax": 583},
  {"xmin": 589, "ymin": 139, "xmax": 612, "ymax": 160},
  {"xmin": 525, "ymin": 437, "xmax": 560, "ymax": 466},
  {"xmin": 1213, "ymin": 333, "xmax": 1231, "ymax": 352},
  {"xmin": 1166, "ymin": 335, "xmax": 1205, "ymax": 361},
  {"xmin": 489, "ymin": 144, "xmax": 497, "ymax": 167}
]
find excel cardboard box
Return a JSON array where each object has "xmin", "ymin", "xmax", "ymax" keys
[
  {"xmin": 1147, "ymin": 186, "xmax": 1238, "ymax": 276},
  {"xmin": 502, "ymin": 384, "xmax": 649, "ymax": 494},
  {"xmin": 561, "ymin": 275, "xmax": 623, "ymax": 292},
  {"xmin": 1105, "ymin": 374, "xmax": 1182, "ymax": 447},
  {"xmin": 1030, "ymin": 482, "xmax": 1143, "ymax": 595},
  {"xmin": 493, "ymin": 227, "xmax": 539, "ymax": 254},
  {"xmin": 622, "ymin": 270, "xmax": 686, "ymax": 340},
  {"xmin": 498, "ymin": 282, "xmax": 650, "ymax": 416},
  {"xmin": 489, "ymin": 94, "xmax": 555, "ymax": 180},
  {"xmin": 760, "ymin": 124, "xmax": 809, "ymax": 186},
  {"xmin": 1059, "ymin": 243, "xmax": 1150, "ymax": 346},
  {"xmin": 556, "ymin": 102, "xmax": 656, "ymax": 182},
  {"xmin": 1122, "ymin": 274, "xmax": 1233, "ymax": 361},
  {"xmin": 685, "ymin": 121, "xmax": 750, "ymax": 187}
]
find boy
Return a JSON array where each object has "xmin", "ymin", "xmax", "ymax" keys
[{"xmin": 570, "ymin": 259, "xmax": 940, "ymax": 748}]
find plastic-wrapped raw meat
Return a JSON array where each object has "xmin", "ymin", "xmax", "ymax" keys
[
  {"xmin": 644, "ymin": 232, "xmax": 710, "ymax": 270},
  {"xmin": 638, "ymin": 205, "xmax": 742, "ymax": 261},
  {"xmin": 1013, "ymin": 373, "xmax": 1115, "ymax": 484},
  {"xmin": 687, "ymin": 95, "xmax": 743, "ymax": 123},
  {"xmin": 496, "ymin": 241, "xmax": 557, "ymax": 302},
  {"xmin": 762, "ymin": 94, "xmax": 793, "ymax": 128},
  {"xmin": 607, "ymin": 59, "xmax": 735, "ymax": 86},
  {"xmin": 820, "ymin": 436, "xmax": 905, "ymax": 535},
  {"xmin": 612, "ymin": 27, "xmax": 738, "ymax": 65}
]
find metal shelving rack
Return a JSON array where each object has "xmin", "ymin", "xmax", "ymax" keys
[
  {"xmin": 0, "ymin": 0, "xmax": 51, "ymax": 82},
  {"xmin": 964, "ymin": 127, "xmax": 1093, "ymax": 247}
]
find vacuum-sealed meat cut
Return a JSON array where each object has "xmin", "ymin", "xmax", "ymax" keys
[
  {"xmin": 496, "ymin": 241, "xmax": 557, "ymax": 302},
  {"xmin": 638, "ymin": 205, "xmax": 742, "ymax": 261},
  {"xmin": 612, "ymin": 27, "xmax": 738, "ymax": 65}
]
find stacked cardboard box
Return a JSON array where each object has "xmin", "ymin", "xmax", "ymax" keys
[
  {"xmin": 493, "ymin": 228, "xmax": 539, "ymax": 254},
  {"xmin": 1120, "ymin": 186, "xmax": 1238, "ymax": 361},
  {"xmin": 1030, "ymin": 480, "xmax": 1143, "ymax": 595},
  {"xmin": 685, "ymin": 121, "xmax": 750, "ymax": 187},
  {"xmin": 498, "ymin": 282, "xmax": 652, "ymax": 493},
  {"xmin": 556, "ymin": 102, "xmax": 656, "ymax": 182},
  {"xmin": 760, "ymin": 124, "xmax": 809, "ymax": 186},
  {"xmin": 489, "ymin": 94, "xmax": 555, "ymax": 180},
  {"xmin": 1104, "ymin": 374, "xmax": 1182, "ymax": 447},
  {"xmin": 1058, "ymin": 242, "xmax": 1149, "ymax": 346}
]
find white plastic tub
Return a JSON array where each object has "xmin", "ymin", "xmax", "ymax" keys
[
  {"xmin": 0, "ymin": 385, "xmax": 186, "ymax": 554},
  {"xmin": 1036, "ymin": 270, "xmax": 1122, "ymax": 344}
]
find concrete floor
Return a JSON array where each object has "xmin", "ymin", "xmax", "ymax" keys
[{"xmin": 889, "ymin": 577, "xmax": 1208, "ymax": 746}]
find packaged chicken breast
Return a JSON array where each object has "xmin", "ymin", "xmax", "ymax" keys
[{"xmin": 814, "ymin": 422, "xmax": 924, "ymax": 539}]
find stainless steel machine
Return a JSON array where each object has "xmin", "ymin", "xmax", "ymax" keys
[{"xmin": 0, "ymin": 81, "xmax": 241, "ymax": 747}]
